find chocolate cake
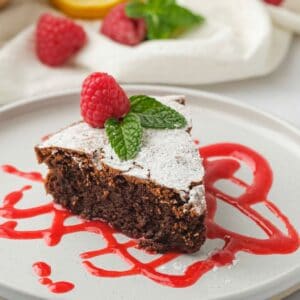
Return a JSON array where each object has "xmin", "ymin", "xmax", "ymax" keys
[{"xmin": 35, "ymin": 96, "xmax": 206, "ymax": 253}]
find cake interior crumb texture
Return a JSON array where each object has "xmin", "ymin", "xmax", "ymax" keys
[{"xmin": 36, "ymin": 95, "xmax": 207, "ymax": 253}]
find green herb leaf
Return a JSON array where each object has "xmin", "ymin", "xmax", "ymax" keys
[
  {"xmin": 130, "ymin": 95, "xmax": 187, "ymax": 129},
  {"xmin": 105, "ymin": 113, "xmax": 143, "ymax": 161},
  {"xmin": 125, "ymin": 1, "xmax": 147, "ymax": 18},
  {"xmin": 126, "ymin": 0, "xmax": 205, "ymax": 40}
]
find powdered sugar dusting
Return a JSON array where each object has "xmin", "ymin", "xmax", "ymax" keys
[
  {"xmin": 41, "ymin": 122, "xmax": 106, "ymax": 155},
  {"xmin": 38, "ymin": 95, "xmax": 206, "ymax": 215}
]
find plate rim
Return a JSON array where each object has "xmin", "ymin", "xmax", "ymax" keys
[
  {"xmin": 1, "ymin": 84, "xmax": 300, "ymax": 140},
  {"xmin": 0, "ymin": 85, "xmax": 299, "ymax": 300}
]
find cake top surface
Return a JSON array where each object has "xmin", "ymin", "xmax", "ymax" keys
[{"xmin": 38, "ymin": 95, "xmax": 205, "ymax": 213}]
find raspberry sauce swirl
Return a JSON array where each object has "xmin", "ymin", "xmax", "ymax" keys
[{"xmin": 0, "ymin": 143, "xmax": 298, "ymax": 292}]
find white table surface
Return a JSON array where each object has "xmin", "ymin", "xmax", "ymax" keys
[{"xmin": 0, "ymin": 37, "xmax": 299, "ymax": 300}]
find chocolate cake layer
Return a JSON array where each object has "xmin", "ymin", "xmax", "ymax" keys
[{"xmin": 35, "ymin": 147, "xmax": 206, "ymax": 253}]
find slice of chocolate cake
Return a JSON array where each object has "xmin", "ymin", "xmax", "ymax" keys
[{"xmin": 35, "ymin": 96, "xmax": 206, "ymax": 253}]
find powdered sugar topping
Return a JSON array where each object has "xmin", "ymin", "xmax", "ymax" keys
[{"xmin": 39, "ymin": 95, "xmax": 206, "ymax": 214}]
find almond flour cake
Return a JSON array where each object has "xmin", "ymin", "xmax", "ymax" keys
[{"xmin": 35, "ymin": 73, "xmax": 206, "ymax": 253}]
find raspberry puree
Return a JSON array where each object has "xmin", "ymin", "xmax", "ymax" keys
[
  {"xmin": 32, "ymin": 262, "xmax": 74, "ymax": 294},
  {"xmin": 0, "ymin": 142, "xmax": 298, "ymax": 293}
]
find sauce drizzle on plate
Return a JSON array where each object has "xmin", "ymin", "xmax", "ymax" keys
[{"xmin": 0, "ymin": 142, "xmax": 298, "ymax": 292}]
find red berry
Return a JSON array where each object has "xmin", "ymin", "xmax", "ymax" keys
[
  {"xmin": 101, "ymin": 3, "xmax": 146, "ymax": 46},
  {"xmin": 36, "ymin": 13, "xmax": 86, "ymax": 66},
  {"xmin": 264, "ymin": 0, "xmax": 283, "ymax": 5},
  {"xmin": 81, "ymin": 73, "xmax": 130, "ymax": 128}
]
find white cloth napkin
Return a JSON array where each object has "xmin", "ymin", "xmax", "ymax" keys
[{"xmin": 0, "ymin": 0, "xmax": 299, "ymax": 103}]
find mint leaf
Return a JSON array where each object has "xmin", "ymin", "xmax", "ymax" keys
[
  {"xmin": 125, "ymin": 1, "xmax": 147, "ymax": 18},
  {"xmin": 105, "ymin": 113, "xmax": 143, "ymax": 161},
  {"xmin": 130, "ymin": 95, "xmax": 187, "ymax": 129},
  {"xmin": 167, "ymin": 5, "xmax": 203, "ymax": 28},
  {"xmin": 126, "ymin": 0, "xmax": 204, "ymax": 40}
]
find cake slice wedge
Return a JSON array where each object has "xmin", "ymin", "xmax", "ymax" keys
[{"xmin": 35, "ymin": 96, "xmax": 206, "ymax": 253}]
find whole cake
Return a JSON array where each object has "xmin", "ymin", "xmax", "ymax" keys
[{"xmin": 35, "ymin": 73, "xmax": 206, "ymax": 253}]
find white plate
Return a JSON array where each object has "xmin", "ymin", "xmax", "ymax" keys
[{"xmin": 0, "ymin": 86, "xmax": 299, "ymax": 300}]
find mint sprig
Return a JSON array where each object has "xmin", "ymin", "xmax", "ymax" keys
[
  {"xmin": 130, "ymin": 95, "xmax": 187, "ymax": 129},
  {"xmin": 105, "ymin": 113, "xmax": 143, "ymax": 161},
  {"xmin": 126, "ymin": 0, "xmax": 205, "ymax": 40},
  {"xmin": 105, "ymin": 95, "xmax": 187, "ymax": 161}
]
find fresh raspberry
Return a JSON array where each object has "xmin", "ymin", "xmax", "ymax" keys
[
  {"xmin": 80, "ymin": 73, "xmax": 130, "ymax": 128},
  {"xmin": 36, "ymin": 13, "xmax": 86, "ymax": 66},
  {"xmin": 101, "ymin": 3, "xmax": 146, "ymax": 46}
]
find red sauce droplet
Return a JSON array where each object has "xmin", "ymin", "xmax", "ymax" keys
[
  {"xmin": 0, "ymin": 142, "xmax": 299, "ymax": 290},
  {"xmin": 48, "ymin": 281, "xmax": 74, "ymax": 293},
  {"xmin": 33, "ymin": 262, "xmax": 74, "ymax": 293},
  {"xmin": 39, "ymin": 278, "xmax": 52, "ymax": 285},
  {"xmin": 33, "ymin": 262, "xmax": 51, "ymax": 277},
  {"xmin": 0, "ymin": 165, "xmax": 44, "ymax": 182},
  {"xmin": 264, "ymin": 0, "xmax": 283, "ymax": 5}
]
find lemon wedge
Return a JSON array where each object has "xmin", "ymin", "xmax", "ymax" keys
[{"xmin": 50, "ymin": 0, "xmax": 126, "ymax": 19}]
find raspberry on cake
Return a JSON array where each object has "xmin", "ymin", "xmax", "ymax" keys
[
  {"xmin": 35, "ymin": 73, "xmax": 206, "ymax": 253},
  {"xmin": 80, "ymin": 73, "xmax": 130, "ymax": 128}
]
